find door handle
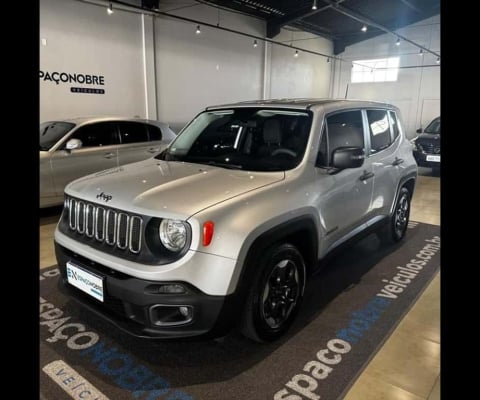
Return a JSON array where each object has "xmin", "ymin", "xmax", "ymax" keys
[
  {"xmin": 359, "ymin": 171, "xmax": 375, "ymax": 181},
  {"xmin": 147, "ymin": 148, "xmax": 160, "ymax": 153},
  {"xmin": 104, "ymin": 152, "xmax": 115, "ymax": 159},
  {"xmin": 392, "ymin": 157, "xmax": 404, "ymax": 166}
]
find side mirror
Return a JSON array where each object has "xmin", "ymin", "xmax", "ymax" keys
[
  {"xmin": 416, "ymin": 128, "xmax": 423, "ymax": 134},
  {"xmin": 65, "ymin": 138, "xmax": 82, "ymax": 151},
  {"xmin": 332, "ymin": 147, "xmax": 365, "ymax": 169}
]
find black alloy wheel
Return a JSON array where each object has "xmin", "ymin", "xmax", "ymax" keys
[
  {"xmin": 393, "ymin": 188, "xmax": 410, "ymax": 240},
  {"xmin": 379, "ymin": 186, "xmax": 411, "ymax": 244},
  {"xmin": 241, "ymin": 243, "xmax": 306, "ymax": 342}
]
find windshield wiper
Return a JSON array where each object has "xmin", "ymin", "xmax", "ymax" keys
[{"xmin": 206, "ymin": 161, "xmax": 243, "ymax": 170}]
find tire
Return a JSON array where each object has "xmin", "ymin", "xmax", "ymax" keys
[
  {"xmin": 378, "ymin": 186, "xmax": 411, "ymax": 244},
  {"xmin": 241, "ymin": 243, "xmax": 306, "ymax": 343}
]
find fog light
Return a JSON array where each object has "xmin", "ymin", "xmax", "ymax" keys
[{"xmin": 149, "ymin": 305, "xmax": 193, "ymax": 326}]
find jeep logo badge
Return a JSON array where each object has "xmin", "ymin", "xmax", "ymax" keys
[{"xmin": 96, "ymin": 192, "xmax": 113, "ymax": 202}]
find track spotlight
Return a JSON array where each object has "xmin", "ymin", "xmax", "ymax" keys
[
  {"xmin": 253, "ymin": 39, "xmax": 258, "ymax": 48},
  {"xmin": 294, "ymin": 50, "xmax": 299, "ymax": 58},
  {"xmin": 361, "ymin": 25, "xmax": 367, "ymax": 32},
  {"xmin": 396, "ymin": 38, "xmax": 400, "ymax": 46},
  {"xmin": 419, "ymin": 49, "xmax": 424, "ymax": 56},
  {"xmin": 107, "ymin": 1, "xmax": 114, "ymax": 15},
  {"xmin": 312, "ymin": 0, "xmax": 318, "ymax": 10},
  {"xmin": 196, "ymin": 25, "xmax": 201, "ymax": 35},
  {"xmin": 436, "ymin": 57, "xmax": 440, "ymax": 64},
  {"xmin": 327, "ymin": 57, "xmax": 330, "ymax": 63}
]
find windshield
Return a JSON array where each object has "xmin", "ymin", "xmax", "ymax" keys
[
  {"xmin": 40, "ymin": 121, "xmax": 76, "ymax": 150},
  {"xmin": 424, "ymin": 118, "xmax": 440, "ymax": 134},
  {"xmin": 156, "ymin": 108, "xmax": 312, "ymax": 172}
]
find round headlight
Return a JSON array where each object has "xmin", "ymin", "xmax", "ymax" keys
[{"xmin": 159, "ymin": 219, "xmax": 187, "ymax": 252}]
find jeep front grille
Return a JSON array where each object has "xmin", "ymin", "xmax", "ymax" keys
[{"xmin": 66, "ymin": 196, "xmax": 143, "ymax": 254}]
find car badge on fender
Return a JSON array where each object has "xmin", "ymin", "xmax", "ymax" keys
[{"xmin": 96, "ymin": 192, "xmax": 113, "ymax": 202}]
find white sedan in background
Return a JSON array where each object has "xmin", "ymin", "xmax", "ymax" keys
[{"xmin": 40, "ymin": 116, "xmax": 176, "ymax": 208}]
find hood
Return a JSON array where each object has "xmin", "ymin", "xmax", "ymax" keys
[{"xmin": 65, "ymin": 158, "xmax": 285, "ymax": 219}]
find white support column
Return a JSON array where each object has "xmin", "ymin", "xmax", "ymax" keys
[
  {"xmin": 262, "ymin": 41, "xmax": 272, "ymax": 100},
  {"xmin": 141, "ymin": 13, "xmax": 158, "ymax": 119}
]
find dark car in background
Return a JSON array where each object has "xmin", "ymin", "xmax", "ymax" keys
[{"xmin": 411, "ymin": 116, "xmax": 440, "ymax": 172}]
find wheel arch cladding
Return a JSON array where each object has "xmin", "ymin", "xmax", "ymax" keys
[
  {"xmin": 402, "ymin": 178, "xmax": 415, "ymax": 199},
  {"xmin": 391, "ymin": 174, "xmax": 416, "ymax": 215},
  {"xmin": 232, "ymin": 217, "xmax": 318, "ymax": 305}
]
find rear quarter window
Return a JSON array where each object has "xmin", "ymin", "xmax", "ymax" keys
[{"xmin": 388, "ymin": 111, "xmax": 400, "ymax": 141}]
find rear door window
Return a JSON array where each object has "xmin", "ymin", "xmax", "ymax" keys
[
  {"xmin": 118, "ymin": 122, "xmax": 149, "ymax": 144},
  {"xmin": 146, "ymin": 124, "xmax": 163, "ymax": 141},
  {"xmin": 366, "ymin": 110, "xmax": 392, "ymax": 153}
]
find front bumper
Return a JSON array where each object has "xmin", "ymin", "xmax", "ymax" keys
[
  {"xmin": 413, "ymin": 150, "xmax": 441, "ymax": 169},
  {"xmin": 55, "ymin": 242, "xmax": 238, "ymax": 339}
]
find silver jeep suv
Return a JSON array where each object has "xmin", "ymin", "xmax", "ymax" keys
[{"xmin": 54, "ymin": 99, "xmax": 417, "ymax": 342}]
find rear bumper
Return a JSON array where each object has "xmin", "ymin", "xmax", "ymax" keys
[{"xmin": 55, "ymin": 242, "xmax": 238, "ymax": 339}]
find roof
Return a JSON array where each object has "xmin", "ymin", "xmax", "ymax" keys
[
  {"xmin": 206, "ymin": 98, "xmax": 396, "ymax": 110},
  {"xmin": 43, "ymin": 116, "xmax": 168, "ymax": 127}
]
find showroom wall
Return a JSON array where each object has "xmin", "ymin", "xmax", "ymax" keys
[
  {"xmin": 39, "ymin": 0, "xmax": 333, "ymax": 129},
  {"xmin": 40, "ymin": 0, "xmax": 147, "ymax": 121},
  {"xmin": 331, "ymin": 15, "xmax": 440, "ymax": 138},
  {"xmin": 153, "ymin": 2, "xmax": 266, "ymax": 131},
  {"xmin": 269, "ymin": 29, "xmax": 332, "ymax": 100}
]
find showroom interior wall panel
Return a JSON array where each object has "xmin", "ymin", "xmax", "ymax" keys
[
  {"xmin": 40, "ymin": 0, "xmax": 336, "ymax": 130},
  {"xmin": 153, "ymin": 3, "xmax": 266, "ymax": 132},
  {"xmin": 269, "ymin": 29, "xmax": 333, "ymax": 100},
  {"xmin": 331, "ymin": 16, "xmax": 440, "ymax": 138},
  {"xmin": 40, "ymin": 0, "xmax": 147, "ymax": 121}
]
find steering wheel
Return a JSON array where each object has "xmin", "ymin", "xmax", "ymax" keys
[{"xmin": 271, "ymin": 148, "xmax": 297, "ymax": 158}]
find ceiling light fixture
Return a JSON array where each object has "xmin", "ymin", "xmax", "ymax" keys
[
  {"xmin": 107, "ymin": 1, "xmax": 114, "ymax": 15},
  {"xmin": 396, "ymin": 38, "xmax": 400, "ymax": 46},
  {"xmin": 294, "ymin": 50, "xmax": 299, "ymax": 58},
  {"xmin": 253, "ymin": 39, "xmax": 258, "ymax": 48},
  {"xmin": 436, "ymin": 57, "xmax": 440, "ymax": 64},
  {"xmin": 419, "ymin": 49, "xmax": 424, "ymax": 56},
  {"xmin": 361, "ymin": 25, "xmax": 367, "ymax": 32},
  {"xmin": 327, "ymin": 57, "xmax": 330, "ymax": 63},
  {"xmin": 196, "ymin": 25, "xmax": 201, "ymax": 35},
  {"xmin": 312, "ymin": 0, "xmax": 318, "ymax": 10}
]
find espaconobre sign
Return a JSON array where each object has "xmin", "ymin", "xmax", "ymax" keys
[{"xmin": 39, "ymin": 70, "xmax": 106, "ymax": 95}]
